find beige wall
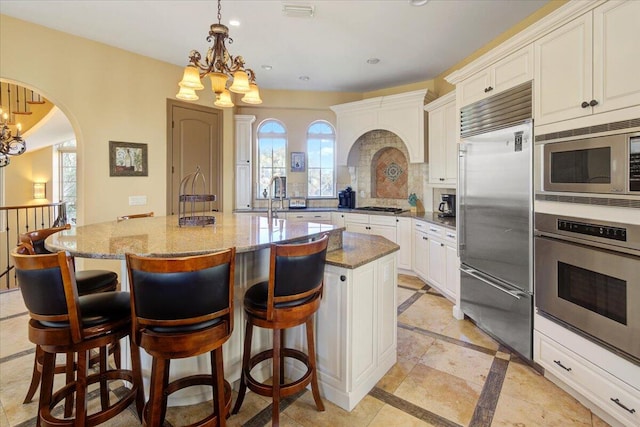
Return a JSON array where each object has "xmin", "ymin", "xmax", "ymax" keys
[{"xmin": 0, "ymin": 14, "xmax": 229, "ymax": 224}]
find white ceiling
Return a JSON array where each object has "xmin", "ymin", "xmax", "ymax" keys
[
  {"xmin": 2, "ymin": 0, "xmax": 550, "ymax": 151},
  {"xmin": 1, "ymin": 0, "xmax": 549, "ymax": 93}
]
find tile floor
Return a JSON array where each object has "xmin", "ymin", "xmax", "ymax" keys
[{"xmin": 0, "ymin": 274, "xmax": 610, "ymax": 427}]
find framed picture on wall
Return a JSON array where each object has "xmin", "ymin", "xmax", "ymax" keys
[
  {"xmin": 109, "ymin": 141, "xmax": 148, "ymax": 177},
  {"xmin": 291, "ymin": 152, "xmax": 305, "ymax": 172}
]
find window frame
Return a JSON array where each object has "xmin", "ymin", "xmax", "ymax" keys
[
  {"xmin": 306, "ymin": 120, "xmax": 336, "ymax": 199},
  {"xmin": 256, "ymin": 119, "xmax": 288, "ymax": 199}
]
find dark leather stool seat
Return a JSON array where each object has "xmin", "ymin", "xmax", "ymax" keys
[
  {"xmin": 126, "ymin": 248, "xmax": 236, "ymax": 427},
  {"xmin": 232, "ymin": 235, "xmax": 329, "ymax": 427},
  {"xmin": 11, "ymin": 248, "xmax": 144, "ymax": 427},
  {"xmin": 18, "ymin": 227, "xmax": 120, "ymax": 405}
]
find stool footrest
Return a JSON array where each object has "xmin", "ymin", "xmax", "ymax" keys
[{"xmin": 245, "ymin": 348, "xmax": 313, "ymax": 398}]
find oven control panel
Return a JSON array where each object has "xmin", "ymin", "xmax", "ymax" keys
[{"xmin": 557, "ymin": 220, "xmax": 627, "ymax": 242}]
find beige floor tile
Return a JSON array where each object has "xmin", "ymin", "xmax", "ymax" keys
[
  {"xmin": 440, "ymin": 317, "xmax": 500, "ymax": 352},
  {"xmin": 419, "ymin": 338, "xmax": 494, "ymax": 387},
  {"xmin": 397, "ymin": 274, "xmax": 426, "ymax": 291},
  {"xmin": 0, "ymin": 290, "xmax": 26, "ymax": 319},
  {"xmin": 590, "ymin": 412, "xmax": 613, "ymax": 427},
  {"xmin": 492, "ymin": 393, "xmax": 591, "ymax": 426},
  {"xmin": 368, "ymin": 404, "xmax": 435, "ymax": 427},
  {"xmin": 0, "ymin": 315, "xmax": 30, "ymax": 359},
  {"xmin": 396, "ymin": 327, "xmax": 435, "ymax": 364},
  {"xmin": 227, "ymin": 390, "xmax": 272, "ymax": 426},
  {"xmin": 394, "ymin": 363, "xmax": 482, "ymax": 426},
  {"xmin": 376, "ymin": 358, "xmax": 417, "ymax": 393},
  {"xmin": 500, "ymin": 362, "xmax": 592, "ymax": 423},
  {"xmin": 397, "ymin": 294, "xmax": 455, "ymax": 334},
  {"xmin": 397, "ymin": 287, "xmax": 417, "ymax": 307},
  {"xmin": 284, "ymin": 392, "xmax": 383, "ymax": 427}
]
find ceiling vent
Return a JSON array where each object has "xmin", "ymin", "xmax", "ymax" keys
[{"xmin": 282, "ymin": 3, "xmax": 315, "ymax": 18}]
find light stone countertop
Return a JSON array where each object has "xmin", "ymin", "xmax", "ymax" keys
[{"xmin": 45, "ymin": 213, "xmax": 397, "ymax": 269}]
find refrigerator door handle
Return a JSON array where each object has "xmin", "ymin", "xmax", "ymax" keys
[
  {"xmin": 458, "ymin": 145, "xmax": 466, "ymax": 259},
  {"xmin": 460, "ymin": 266, "xmax": 526, "ymax": 299}
]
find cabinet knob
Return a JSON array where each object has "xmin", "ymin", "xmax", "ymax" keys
[
  {"xmin": 439, "ymin": 178, "xmax": 445, "ymax": 181},
  {"xmin": 589, "ymin": 99, "xmax": 599, "ymax": 107},
  {"xmin": 340, "ymin": 275, "xmax": 346, "ymax": 282},
  {"xmin": 440, "ymin": 243, "xmax": 445, "ymax": 247},
  {"xmin": 246, "ymin": 160, "xmax": 250, "ymax": 163},
  {"xmin": 422, "ymin": 236, "xmax": 428, "ymax": 240},
  {"xmin": 581, "ymin": 101, "xmax": 590, "ymax": 108}
]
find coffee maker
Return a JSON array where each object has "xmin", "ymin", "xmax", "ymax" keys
[
  {"xmin": 338, "ymin": 187, "xmax": 356, "ymax": 209},
  {"xmin": 438, "ymin": 194, "xmax": 456, "ymax": 218}
]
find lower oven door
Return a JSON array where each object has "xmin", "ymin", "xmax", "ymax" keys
[
  {"xmin": 460, "ymin": 265, "xmax": 533, "ymax": 359},
  {"xmin": 535, "ymin": 236, "xmax": 640, "ymax": 361}
]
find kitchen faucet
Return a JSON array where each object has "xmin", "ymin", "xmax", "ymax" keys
[{"xmin": 267, "ymin": 175, "xmax": 284, "ymax": 222}]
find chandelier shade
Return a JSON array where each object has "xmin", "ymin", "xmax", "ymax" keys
[{"xmin": 176, "ymin": 0, "xmax": 262, "ymax": 107}]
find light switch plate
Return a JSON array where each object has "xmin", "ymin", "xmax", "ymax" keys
[{"xmin": 128, "ymin": 195, "xmax": 147, "ymax": 206}]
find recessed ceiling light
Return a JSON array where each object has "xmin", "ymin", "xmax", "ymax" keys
[
  {"xmin": 262, "ymin": 65, "xmax": 273, "ymax": 71},
  {"xmin": 299, "ymin": 76, "xmax": 310, "ymax": 81},
  {"xmin": 229, "ymin": 19, "xmax": 240, "ymax": 26},
  {"xmin": 367, "ymin": 58, "xmax": 380, "ymax": 65},
  {"xmin": 409, "ymin": 0, "xmax": 429, "ymax": 6}
]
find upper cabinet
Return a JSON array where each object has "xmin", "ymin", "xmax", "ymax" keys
[
  {"xmin": 234, "ymin": 115, "xmax": 255, "ymax": 211},
  {"xmin": 331, "ymin": 90, "xmax": 436, "ymax": 165},
  {"xmin": 534, "ymin": 1, "xmax": 640, "ymax": 127},
  {"xmin": 457, "ymin": 45, "xmax": 534, "ymax": 108},
  {"xmin": 424, "ymin": 92, "xmax": 457, "ymax": 186}
]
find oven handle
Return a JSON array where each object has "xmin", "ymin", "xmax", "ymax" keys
[{"xmin": 460, "ymin": 266, "xmax": 527, "ymax": 300}]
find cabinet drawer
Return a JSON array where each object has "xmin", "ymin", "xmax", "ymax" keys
[
  {"xmin": 444, "ymin": 229, "xmax": 457, "ymax": 245},
  {"xmin": 369, "ymin": 215, "xmax": 397, "ymax": 227},
  {"xmin": 287, "ymin": 212, "xmax": 331, "ymax": 222},
  {"xmin": 414, "ymin": 220, "xmax": 429, "ymax": 232},
  {"xmin": 344, "ymin": 213, "xmax": 369, "ymax": 224},
  {"xmin": 537, "ymin": 333, "xmax": 640, "ymax": 426},
  {"xmin": 427, "ymin": 224, "xmax": 444, "ymax": 239}
]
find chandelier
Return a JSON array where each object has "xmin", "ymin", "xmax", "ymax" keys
[
  {"xmin": 176, "ymin": 0, "xmax": 262, "ymax": 108},
  {"xmin": 0, "ymin": 112, "xmax": 26, "ymax": 167},
  {"xmin": 0, "ymin": 83, "xmax": 39, "ymax": 167}
]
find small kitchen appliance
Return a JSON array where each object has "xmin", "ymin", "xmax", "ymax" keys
[
  {"xmin": 438, "ymin": 194, "xmax": 456, "ymax": 218},
  {"xmin": 338, "ymin": 187, "xmax": 356, "ymax": 208}
]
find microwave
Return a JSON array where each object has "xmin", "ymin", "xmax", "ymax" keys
[{"xmin": 542, "ymin": 131, "xmax": 640, "ymax": 195}]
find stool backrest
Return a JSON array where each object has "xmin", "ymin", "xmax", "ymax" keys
[
  {"xmin": 268, "ymin": 234, "xmax": 329, "ymax": 319},
  {"xmin": 11, "ymin": 248, "xmax": 83, "ymax": 342},
  {"xmin": 19, "ymin": 224, "xmax": 71, "ymax": 254},
  {"xmin": 126, "ymin": 248, "xmax": 236, "ymax": 331}
]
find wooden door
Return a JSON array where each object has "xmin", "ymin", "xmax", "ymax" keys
[{"xmin": 167, "ymin": 101, "xmax": 222, "ymax": 215}]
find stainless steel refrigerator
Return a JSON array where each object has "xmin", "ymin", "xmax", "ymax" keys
[{"xmin": 458, "ymin": 82, "xmax": 533, "ymax": 360}]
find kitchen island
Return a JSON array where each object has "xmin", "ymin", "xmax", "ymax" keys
[{"xmin": 46, "ymin": 213, "xmax": 399, "ymax": 411}]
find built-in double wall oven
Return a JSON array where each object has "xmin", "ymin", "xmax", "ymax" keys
[{"xmin": 535, "ymin": 212, "xmax": 640, "ymax": 363}]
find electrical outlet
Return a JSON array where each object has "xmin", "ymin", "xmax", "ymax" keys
[{"xmin": 128, "ymin": 195, "xmax": 147, "ymax": 206}]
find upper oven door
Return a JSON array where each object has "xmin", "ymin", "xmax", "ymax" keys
[
  {"xmin": 535, "ymin": 236, "xmax": 640, "ymax": 360},
  {"xmin": 543, "ymin": 133, "xmax": 627, "ymax": 194}
]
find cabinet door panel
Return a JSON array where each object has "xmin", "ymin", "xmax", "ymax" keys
[
  {"xmin": 458, "ymin": 70, "xmax": 491, "ymax": 108},
  {"xmin": 428, "ymin": 238, "xmax": 446, "ymax": 290},
  {"xmin": 346, "ymin": 223, "xmax": 370, "ymax": 234},
  {"xmin": 443, "ymin": 101, "xmax": 458, "ymax": 183},
  {"xmin": 352, "ymin": 264, "xmax": 377, "ymax": 384},
  {"xmin": 413, "ymin": 231, "xmax": 429, "ymax": 280},
  {"xmin": 492, "ymin": 45, "xmax": 534, "ymax": 94},
  {"xmin": 369, "ymin": 225, "xmax": 396, "ymax": 243},
  {"xmin": 593, "ymin": 0, "xmax": 640, "ymax": 113},
  {"xmin": 445, "ymin": 245, "xmax": 459, "ymax": 299},
  {"xmin": 535, "ymin": 13, "xmax": 593, "ymax": 125},
  {"xmin": 396, "ymin": 218, "xmax": 412, "ymax": 270},
  {"xmin": 235, "ymin": 164, "xmax": 252, "ymax": 210},
  {"xmin": 316, "ymin": 268, "xmax": 346, "ymax": 386},
  {"xmin": 428, "ymin": 107, "xmax": 446, "ymax": 182},
  {"xmin": 377, "ymin": 255, "xmax": 397, "ymax": 361}
]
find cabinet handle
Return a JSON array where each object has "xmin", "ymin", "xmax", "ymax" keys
[
  {"xmin": 484, "ymin": 86, "xmax": 493, "ymax": 93},
  {"xmin": 429, "ymin": 227, "xmax": 438, "ymax": 232},
  {"xmin": 553, "ymin": 360, "xmax": 572, "ymax": 372},
  {"xmin": 440, "ymin": 243, "xmax": 445, "ymax": 247},
  {"xmin": 589, "ymin": 99, "xmax": 599, "ymax": 107},
  {"xmin": 610, "ymin": 398, "xmax": 636, "ymax": 414},
  {"xmin": 581, "ymin": 101, "xmax": 590, "ymax": 108},
  {"xmin": 446, "ymin": 233, "xmax": 455, "ymax": 238},
  {"xmin": 246, "ymin": 160, "xmax": 250, "ymax": 163},
  {"xmin": 439, "ymin": 178, "xmax": 445, "ymax": 181},
  {"xmin": 422, "ymin": 236, "xmax": 428, "ymax": 240},
  {"xmin": 340, "ymin": 275, "xmax": 346, "ymax": 282}
]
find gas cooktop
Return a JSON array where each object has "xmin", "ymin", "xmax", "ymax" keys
[{"xmin": 353, "ymin": 206, "xmax": 407, "ymax": 214}]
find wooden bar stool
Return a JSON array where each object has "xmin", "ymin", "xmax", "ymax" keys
[
  {"xmin": 18, "ymin": 226, "xmax": 120, "ymax": 405},
  {"xmin": 232, "ymin": 235, "xmax": 329, "ymax": 427},
  {"xmin": 11, "ymin": 247, "xmax": 144, "ymax": 427},
  {"xmin": 126, "ymin": 248, "xmax": 236, "ymax": 427}
]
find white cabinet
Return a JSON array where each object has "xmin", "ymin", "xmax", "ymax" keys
[
  {"xmin": 535, "ymin": 1, "xmax": 640, "ymax": 127},
  {"xmin": 457, "ymin": 45, "xmax": 534, "ymax": 108},
  {"xmin": 234, "ymin": 115, "xmax": 255, "ymax": 210},
  {"xmin": 412, "ymin": 220, "xmax": 429, "ymax": 280},
  {"xmin": 444, "ymin": 231, "xmax": 460, "ymax": 302},
  {"xmin": 535, "ymin": 315, "xmax": 640, "ymax": 427},
  {"xmin": 285, "ymin": 211, "xmax": 332, "ymax": 224},
  {"xmin": 289, "ymin": 252, "xmax": 398, "ymax": 411},
  {"xmin": 395, "ymin": 217, "xmax": 412, "ymax": 271},
  {"xmin": 425, "ymin": 92, "xmax": 457, "ymax": 186},
  {"xmin": 330, "ymin": 90, "xmax": 436, "ymax": 165},
  {"xmin": 344, "ymin": 213, "xmax": 397, "ymax": 243},
  {"xmin": 331, "ymin": 211, "xmax": 346, "ymax": 228}
]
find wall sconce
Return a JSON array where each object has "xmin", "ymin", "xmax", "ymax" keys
[{"xmin": 33, "ymin": 182, "xmax": 46, "ymax": 199}]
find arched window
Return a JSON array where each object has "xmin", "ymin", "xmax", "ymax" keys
[
  {"xmin": 307, "ymin": 121, "xmax": 335, "ymax": 197},
  {"xmin": 257, "ymin": 120, "xmax": 287, "ymax": 198}
]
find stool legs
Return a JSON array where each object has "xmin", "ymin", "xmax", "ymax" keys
[
  {"xmin": 232, "ymin": 320, "xmax": 254, "ymax": 414},
  {"xmin": 306, "ymin": 317, "xmax": 324, "ymax": 411}
]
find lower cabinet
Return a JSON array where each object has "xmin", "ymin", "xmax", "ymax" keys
[
  {"xmin": 413, "ymin": 219, "xmax": 459, "ymax": 302},
  {"xmin": 285, "ymin": 211, "xmax": 332, "ymax": 224},
  {"xmin": 534, "ymin": 315, "xmax": 640, "ymax": 427},
  {"xmin": 395, "ymin": 217, "xmax": 412, "ymax": 271},
  {"xmin": 287, "ymin": 252, "xmax": 398, "ymax": 411}
]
